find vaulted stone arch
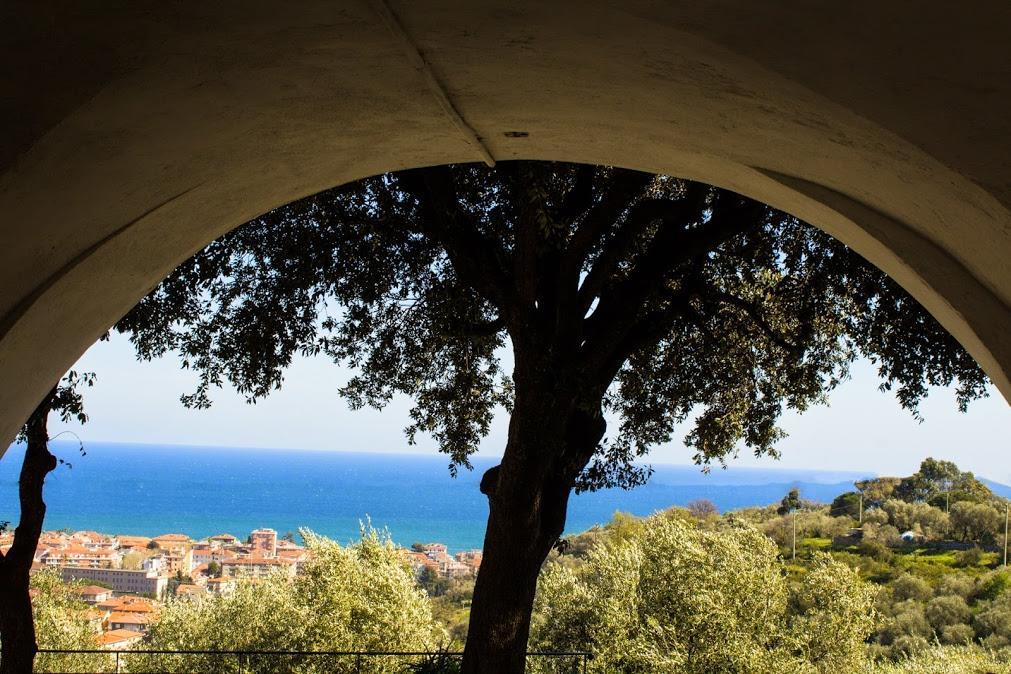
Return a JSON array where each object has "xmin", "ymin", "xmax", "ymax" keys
[{"xmin": 1, "ymin": 1, "xmax": 1008, "ymax": 452}]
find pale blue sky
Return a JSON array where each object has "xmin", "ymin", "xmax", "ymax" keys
[{"xmin": 48, "ymin": 332, "xmax": 1011, "ymax": 483}]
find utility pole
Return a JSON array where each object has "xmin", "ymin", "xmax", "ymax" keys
[
  {"xmin": 858, "ymin": 491, "xmax": 863, "ymax": 525},
  {"xmin": 1004, "ymin": 501, "xmax": 1008, "ymax": 568},
  {"xmin": 792, "ymin": 510, "xmax": 797, "ymax": 562}
]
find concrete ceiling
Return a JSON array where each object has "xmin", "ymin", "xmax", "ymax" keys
[{"xmin": 0, "ymin": 1, "xmax": 1008, "ymax": 451}]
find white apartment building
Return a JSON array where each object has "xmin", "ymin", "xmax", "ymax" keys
[{"xmin": 61, "ymin": 566, "xmax": 167, "ymax": 599}]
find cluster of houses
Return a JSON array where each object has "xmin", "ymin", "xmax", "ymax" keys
[
  {"xmin": 0, "ymin": 527, "xmax": 308, "ymax": 648},
  {"xmin": 0, "ymin": 527, "xmax": 483, "ymax": 650},
  {"xmin": 404, "ymin": 542, "xmax": 483, "ymax": 579},
  {"xmin": 74, "ymin": 589, "xmax": 159, "ymax": 650}
]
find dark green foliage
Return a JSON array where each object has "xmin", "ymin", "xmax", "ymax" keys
[
  {"xmin": 14, "ymin": 371, "xmax": 95, "ymax": 444},
  {"xmin": 116, "ymin": 162, "xmax": 987, "ymax": 489},
  {"xmin": 974, "ymin": 571, "xmax": 1011, "ymax": 603},
  {"xmin": 857, "ymin": 540, "xmax": 894, "ymax": 563},
  {"xmin": 830, "ymin": 491, "xmax": 861, "ymax": 519},
  {"xmin": 777, "ymin": 488, "xmax": 803, "ymax": 515},
  {"xmin": 418, "ymin": 566, "xmax": 451, "ymax": 598},
  {"xmin": 894, "ymin": 458, "xmax": 994, "ymax": 508},
  {"xmin": 406, "ymin": 648, "xmax": 462, "ymax": 674},
  {"xmin": 855, "ymin": 477, "xmax": 903, "ymax": 509}
]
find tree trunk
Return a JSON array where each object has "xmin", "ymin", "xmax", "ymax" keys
[
  {"xmin": 0, "ymin": 396, "xmax": 56, "ymax": 674},
  {"xmin": 462, "ymin": 472, "xmax": 570, "ymax": 673},
  {"xmin": 462, "ymin": 384, "xmax": 604, "ymax": 674},
  {"xmin": 0, "ymin": 579, "xmax": 36, "ymax": 674}
]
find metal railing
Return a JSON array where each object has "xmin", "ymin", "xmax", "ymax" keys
[{"xmin": 35, "ymin": 648, "xmax": 592, "ymax": 673}]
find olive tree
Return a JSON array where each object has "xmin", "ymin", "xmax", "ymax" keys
[
  {"xmin": 116, "ymin": 162, "xmax": 986, "ymax": 672},
  {"xmin": 26, "ymin": 570, "xmax": 110, "ymax": 674},
  {"xmin": 0, "ymin": 373, "xmax": 93, "ymax": 674},
  {"xmin": 530, "ymin": 515, "xmax": 874, "ymax": 673},
  {"xmin": 141, "ymin": 527, "xmax": 439, "ymax": 673}
]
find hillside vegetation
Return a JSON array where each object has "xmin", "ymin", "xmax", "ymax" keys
[{"xmin": 24, "ymin": 457, "xmax": 1011, "ymax": 673}]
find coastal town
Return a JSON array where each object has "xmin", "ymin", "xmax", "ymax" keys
[{"xmin": 0, "ymin": 527, "xmax": 482, "ymax": 650}]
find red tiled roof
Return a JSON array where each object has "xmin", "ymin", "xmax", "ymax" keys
[
  {"xmin": 109, "ymin": 610, "xmax": 152, "ymax": 626},
  {"xmin": 99, "ymin": 629, "xmax": 144, "ymax": 646},
  {"xmin": 98, "ymin": 598, "xmax": 156, "ymax": 614}
]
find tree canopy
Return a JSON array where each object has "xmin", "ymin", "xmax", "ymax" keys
[
  {"xmin": 530, "ymin": 513, "xmax": 876, "ymax": 673},
  {"xmin": 116, "ymin": 162, "xmax": 988, "ymax": 489},
  {"xmin": 141, "ymin": 527, "xmax": 440, "ymax": 673}
]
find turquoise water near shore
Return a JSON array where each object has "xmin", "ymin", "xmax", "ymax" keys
[{"xmin": 0, "ymin": 442, "xmax": 872, "ymax": 552}]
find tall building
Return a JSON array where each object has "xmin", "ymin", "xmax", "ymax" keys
[{"xmin": 249, "ymin": 528, "xmax": 277, "ymax": 558}]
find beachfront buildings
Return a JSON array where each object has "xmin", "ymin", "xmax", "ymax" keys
[
  {"xmin": 61, "ymin": 567, "xmax": 168, "ymax": 599},
  {"xmin": 221, "ymin": 554, "xmax": 297, "ymax": 579},
  {"xmin": 250, "ymin": 528, "xmax": 278, "ymax": 557},
  {"xmin": 405, "ymin": 545, "xmax": 483, "ymax": 579}
]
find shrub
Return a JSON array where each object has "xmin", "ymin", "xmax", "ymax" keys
[
  {"xmin": 141, "ymin": 527, "xmax": 441, "ymax": 673},
  {"xmin": 863, "ymin": 508, "xmax": 890, "ymax": 526},
  {"xmin": 924, "ymin": 595, "xmax": 971, "ymax": 631},
  {"xmin": 889, "ymin": 634, "xmax": 930, "ymax": 659},
  {"xmin": 863, "ymin": 523, "xmax": 902, "ymax": 547},
  {"xmin": 881, "ymin": 500, "xmax": 949, "ymax": 540},
  {"xmin": 935, "ymin": 573, "xmax": 975, "ymax": 600},
  {"xmin": 939, "ymin": 623, "xmax": 975, "ymax": 646},
  {"xmin": 407, "ymin": 649, "xmax": 462, "ymax": 674},
  {"xmin": 866, "ymin": 645, "xmax": 1011, "ymax": 673},
  {"xmin": 531, "ymin": 515, "xmax": 875, "ymax": 674},
  {"xmin": 974, "ymin": 594, "xmax": 1011, "ymax": 643},
  {"xmin": 891, "ymin": 574, "xmax": 932, "ymax": 602},
  {"xmin": 974, "ymin": 570, "xmax": 1011, "ymax": 603},
  {"xmin": 858, "ymin": 540, "xmax": 895, "ymax": 563},
  {"xmin": 954, "ymin": 546, "xmax": 985, "ymax": 568},
  {"xmin": 876, "ymin": 604, "xmax": 931, "ymax": 647}
]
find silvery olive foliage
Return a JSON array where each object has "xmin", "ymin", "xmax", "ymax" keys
[
  {"xmin": 863, "ymin": 646, "xmax": 1011, "ymax": 674},
  {"xmin": 140, "ymin": 527, "xmax": 441, "ymax": 673},
  {"xmin": 28, "ymin": 570, "xmax": 111, "ymax": 674},
  {"xmin": 529, "ymin": 515, "xmax": 876, "ymax": 674},
  {"xmin": 117, "ymin": 162, "xmax": 987, "ymax": 489}
]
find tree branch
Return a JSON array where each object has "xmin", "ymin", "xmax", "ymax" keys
[
  {"xmin": 562, "ymin": 169, "xmax": 654, "ymax": 288},
  {"xmin": 396, "ymin": 167, "xmax": 515, "ymax": 314},
  {"xmin": 581, "ymin": 193, "xmax": 765, "ymax": 385},
  {"xmin": 555, "ymin": 163, "xmax": 596, "ymax": 224},
  {"xmin": 590, "ymin": 280, "xmax": 700, "ymax": 385},
  {"xmin": 439, "ymin": 316, "xmax": 505, "ymax": 338},
  {"xmin": 3, "ymin": 391, "xmax": 57, "ymax": 576},
  {"xmin": 575, "ymin": 196, "xmax": 677, "ymax": 316},
  {"xmin": 710, "ymin": 289, "xmax": 800, "ymax": 352}
]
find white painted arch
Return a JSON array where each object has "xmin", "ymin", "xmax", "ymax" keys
[{"xmin": 1, "ymin": 1, "xmax": 1009, "ymax": 453}]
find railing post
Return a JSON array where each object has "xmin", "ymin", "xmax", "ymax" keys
[
  {"xmin": 115, "ymin": 651, "xmax": 121, "ymax": 674},
  {"xmin": 356, "ymin": 652, "xmax": 362, "ymax": 674}
]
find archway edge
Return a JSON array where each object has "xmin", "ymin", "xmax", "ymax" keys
[{"xmin": 1, "ymin": 1, "xmax": 1008, "ymax": 454}]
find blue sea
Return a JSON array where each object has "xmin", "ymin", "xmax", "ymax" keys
[{"xmin": 0, "ymin": 442, "xmax": 873, "ymax": 552}]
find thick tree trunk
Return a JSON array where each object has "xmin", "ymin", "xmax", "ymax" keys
[
  {"xmin": 462, "ymin": 384, "xmax": 604, "ymax": 674},
  {"xmin": 462, "ymin": 471, "xmax": 570, "ymax": 673},
  {"xmin": 0, "ymin": 397, "xmax": 56, "ymax": 674},
  {"xmin": 0, "ymin": 580, "xmax": 36, "ymax": 674}
]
